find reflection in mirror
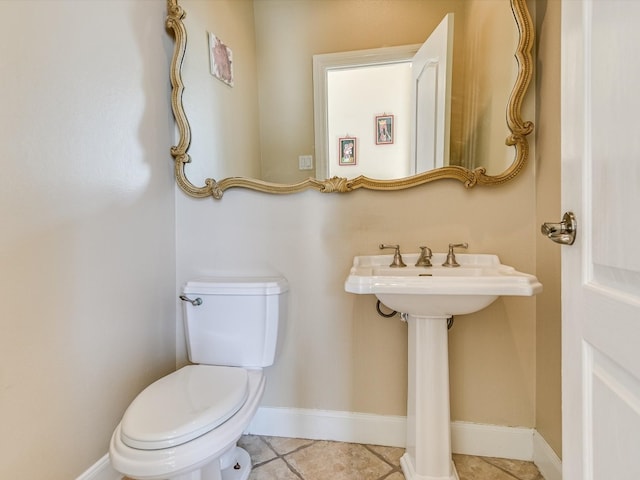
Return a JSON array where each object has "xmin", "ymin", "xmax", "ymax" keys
[
  {"xmin": 321, "ymin": 58, "xmax": 417, "ymax": 180},
  {"xmin": 315, "ymin": 19, "xmax": 455, "ymax": 181},
  {"xmin": 166, "ymin": 0, "xmax": 533, "ymax": 199}
]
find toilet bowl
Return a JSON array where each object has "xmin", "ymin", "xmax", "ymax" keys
[
  {"xmin": 110, "ymin": 367, "xmax": 265, "ymax": 480},
  {"xmin": 109, "ymin": 276, "xmax": 288, "ymax": 480}
]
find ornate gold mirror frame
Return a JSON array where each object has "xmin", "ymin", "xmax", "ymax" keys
[{"xmin": 166, "ymin": 0, "xmax": 534, "ymax": 200}]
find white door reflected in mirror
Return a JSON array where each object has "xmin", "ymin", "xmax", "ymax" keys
[
  {"xmin": 412, "ymin": 13, "xmax": 454, "ymax": 174},
  {"xmin": 321, "ymin": 14, "xmax": 454, "ymax": 180}
]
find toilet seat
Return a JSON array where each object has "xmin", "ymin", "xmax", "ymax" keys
[
  {"xmin": 110, "ymin": 369, "xmax": 265, "ymax": 479},
  {"xmin": 120, "ymin": 365, "xmax": 249, "ymax": 450}
]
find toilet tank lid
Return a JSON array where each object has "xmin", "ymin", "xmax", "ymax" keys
[{"xmin": 183, "ymin": 276, "xmax": 289, "ymax": 295}]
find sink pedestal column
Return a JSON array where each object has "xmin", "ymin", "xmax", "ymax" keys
[{"xmin": 400, "ymin": 315, "xmax": 459, "ymax": 480}]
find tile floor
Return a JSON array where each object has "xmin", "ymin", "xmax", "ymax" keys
[{"xmin": 238, "ymin": 435, "xmax": 545, "ymax": 480}]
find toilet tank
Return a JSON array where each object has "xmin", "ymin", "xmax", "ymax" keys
[{"xmin": 181, "ymin": 276, "xmax": 288, "ymax": 368}]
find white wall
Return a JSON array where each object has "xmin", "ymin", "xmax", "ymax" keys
[
  {"xmin": 327, "ymin": 63, "xmax": 413, "ymax": 179},
  {"xmin": 0, "ymin": 2, "xmax": 176, "ymax": 478}
]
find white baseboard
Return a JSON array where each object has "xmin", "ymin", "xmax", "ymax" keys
[
  {"xmin": 533, "ymin": 431, "xmax": 563, "ymax": 480},
  {"xmin": 247, "ymin": 407, "xmax": 534, "ymax": 459},
  {"xmin": 77, "ymin": 408, "xmax": 562, "ymax": 480},
  {"xmin": 75, "ymin": 453, "xmax": 120, "ymax": 480},
  {"xmin": 248, "ymin": 407, "xmax": 563, "ymax": 477},
  {"xmin": 247, "ymin": 406, "xmax": 407, "ymax": 447},
  {"xmin": 451, "ymin": 421, "xmax": 534, "ymax": 460}
]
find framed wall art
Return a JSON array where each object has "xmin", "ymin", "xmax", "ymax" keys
[
  {"xmin": 209, "ymin": 32, "xmax": 234, "ymax": 86},
  {"xmin": 338, "ymin": 136, "xmax": 357, "ymax": 165},
  {"xmin": 375, "ymin": 114, "xmax": 394, "ymax": 145}
]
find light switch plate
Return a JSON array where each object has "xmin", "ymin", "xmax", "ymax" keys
[{"xmin": 298, "ymin": 155, "xmax": 313, "ymax": 170}]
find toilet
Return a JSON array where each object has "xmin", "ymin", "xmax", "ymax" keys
[{"xmin": 109, "ymin": 276, "xmax": 288, "ymax": 480}]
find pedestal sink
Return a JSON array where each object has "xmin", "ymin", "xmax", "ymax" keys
[{"xmin": 345, "ymin": 252, "xmax": 542, "ymax": 480}]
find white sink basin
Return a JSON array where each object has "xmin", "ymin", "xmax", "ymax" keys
[{"xmin": 345, "ymin": 253, "xmax": 542, "ymax": 316}]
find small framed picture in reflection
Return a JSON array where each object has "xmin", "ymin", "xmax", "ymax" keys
[
  {"xmin": 375, "ymin": 114, "xmax": 394, "ymax": 145},
  {"xmin": 338, "ymin": 137, "xmax": 357, "ymax": 166},
  {"xmin": 208, "ymin": 32, "xmax": 234, "ymax": 87}
]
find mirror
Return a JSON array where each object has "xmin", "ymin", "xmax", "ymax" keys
[{"xmin": 166, "ymin": 0, "xmax": 533, "ymax": 199}]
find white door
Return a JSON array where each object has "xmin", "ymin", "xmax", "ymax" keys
[
  {"xmin": 561, "ymin": 1, "xmax": 640, "ymax": 479},
  {"xmin": 411, "ymin": 13, "xmax": 454, "ymax": 174}
]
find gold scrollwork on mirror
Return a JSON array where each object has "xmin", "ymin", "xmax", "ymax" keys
[{"xmin": 166, "ymin": 0, "xmax": 534, "ymax": 199}]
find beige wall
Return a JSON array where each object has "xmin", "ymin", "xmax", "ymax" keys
[
  {"xmin": 181, "ymin": 0, "xmax": 262, "ymax": 183},
  {"xmin": 177, "ymin": 168, "xmax": 538, "ymax": 424},
  {"xmin": 534, "ymin": 0, "xmax": 563, "ymax": 457},
  {"xmin": 461, "ymin": 0, "xmax": 519, "ymax": 172},
  {"xmin": 0, "ymin": 2, "xmax": 176, "ymax": 478}
]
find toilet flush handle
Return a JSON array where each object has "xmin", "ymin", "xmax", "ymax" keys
[{"xmin": 179, "ymin": 295, "xmax": 202, "ymax": 306}]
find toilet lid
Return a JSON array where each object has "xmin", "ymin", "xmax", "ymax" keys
[{"xmin": 120, "ymin": 365, "xmax": 249, "ymax": 450}]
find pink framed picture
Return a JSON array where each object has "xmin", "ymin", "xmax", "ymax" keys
[
  {"xmin": 375, "ymin": 114, "xmax": 394, "ymax": 145},
  {"xmin": 208, "ymin": 32, "xmax": 234, "ymax": 87},
  {"xmin": 338, "ymin": 137, "xmax": 357, "ymax": 165}
]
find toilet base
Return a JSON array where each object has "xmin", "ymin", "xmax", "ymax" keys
[
  {"xmin": 221, "ymin": 447, "xmax": 251, "ymax": 480},
  {"xmin": 172, "ymin": 447, "xmax": 251, "ymax": 480}
]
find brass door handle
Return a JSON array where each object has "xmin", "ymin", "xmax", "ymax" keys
[{"xmin": 541, "ymin": 211, "xmax": 577, "ymax": 245}]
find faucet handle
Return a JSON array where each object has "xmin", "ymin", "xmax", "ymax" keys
[
  {"xmin": 415, "ymin": 246, "xmax": 433, "ymax": 267},
  {"xmin": 379, "ymin": 244, "xmax": 407, "ymax": 268},
  {"xmin": 442, "ymin": 243, "xmax": 468, "ymax": 268}
]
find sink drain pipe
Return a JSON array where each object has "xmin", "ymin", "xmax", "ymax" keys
[
  {"xmin": 375, "ymin": 300, "xmax": 398, "ymax": 318},
  {"xmin": 375, "ymin": 300, "xmax": 455, "ymax": 330}
]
